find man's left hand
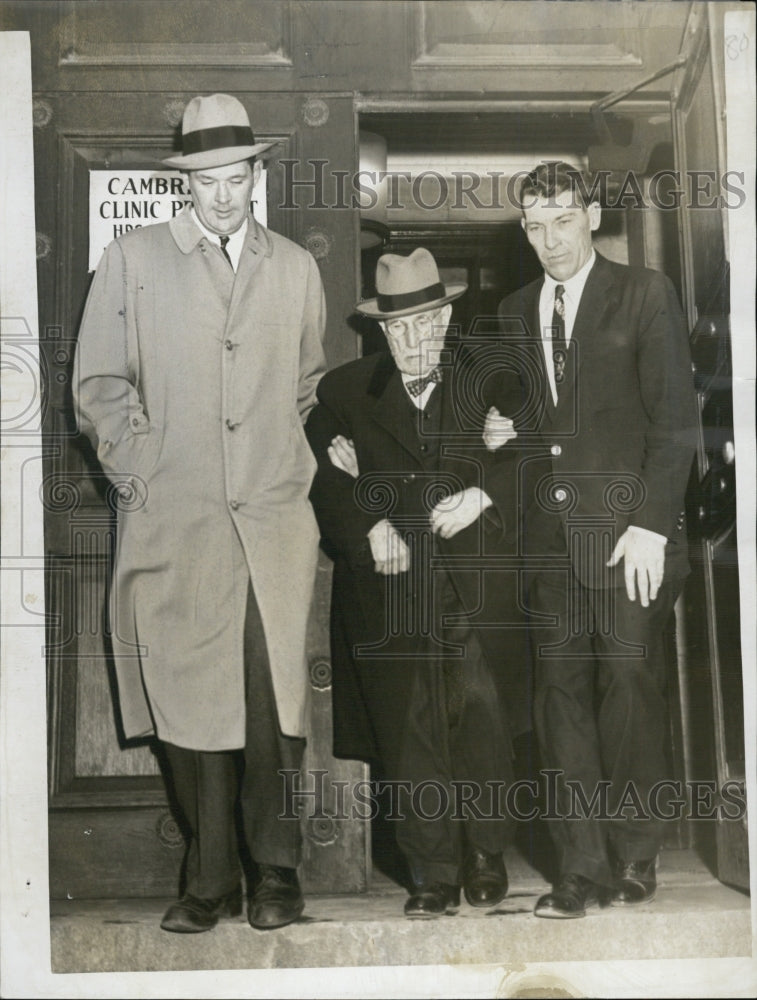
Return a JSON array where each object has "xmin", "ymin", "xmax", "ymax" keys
[
  {"xmin": 430, "ymin": 487, "xmax": 493, "ymax": 539},
  {"xmin": 607, "ymin": 528, "xmax": 666, "ymax": 607}
]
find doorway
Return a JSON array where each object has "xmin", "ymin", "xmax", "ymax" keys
[{"xmin": 354, "ymin": 101, "xmax": 744, "ymax": 887}]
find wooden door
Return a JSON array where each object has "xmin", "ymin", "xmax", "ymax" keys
[
  {"xmin": 36, "ymin": 82, "xmax": 365, "ymax": 897},
  {"xmin": 671, "ymin": 4, "xmax": 748, "ymax": 890},
  {"xmin": 17, "ymin": 0, "xmax": 741, "ymax": 899}
]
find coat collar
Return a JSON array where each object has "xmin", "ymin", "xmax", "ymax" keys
[{"xmin": 169, "ymin": 207, "xmax": 273, "ymax": 259}]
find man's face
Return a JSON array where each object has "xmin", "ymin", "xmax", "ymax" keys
[
  {"xmin": 380, "ymin": 304, "xmax": 450, "ymax": 377},
  {"xmin": 521, "ymin": 189, "xmax": 601, "ymax": 282},
  {"xmin": 187, "ymin": 159, "xmax": 260, "ymax": 235}
]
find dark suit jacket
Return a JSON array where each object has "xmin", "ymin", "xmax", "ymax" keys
[
  {"xmin": 497, "ymin": 252, "xmax": 698, "ymax": 588},
  {"xmin": 305, "ymin": 349, "xmax": 531, "ymax": 765}
]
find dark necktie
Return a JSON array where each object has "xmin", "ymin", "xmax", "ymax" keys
[
  {"xmin": 405, "ymin": 366, "xmax": 443, "ymax": 398},
  {"xmin": 552, "ymin": 283, "xmax": 566, "ymax": 396},
  {"xmin": 219, "ymin": 235, "xmax": 232, "ymax": 268}
]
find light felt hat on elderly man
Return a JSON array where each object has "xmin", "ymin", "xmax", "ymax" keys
[
  {"xmin": 356, "ymin": 248, "xmax": 467, "ymax": 320},
  {"xmin": 163, "ymin": 93, "xmax": 277, "ymax": 170}
]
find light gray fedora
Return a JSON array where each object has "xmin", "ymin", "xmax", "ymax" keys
[
  {"xmin": 356, "ymin": 247, "xmax": 467, "ymax": 320},
  {"xmin": 163, "ymin": 93, "xmax": 276, "ymax": 170}
]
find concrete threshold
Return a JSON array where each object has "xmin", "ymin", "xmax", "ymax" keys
[{"xmin": 50, "ymin": 849, "xmax": 751, "ymax": 974}]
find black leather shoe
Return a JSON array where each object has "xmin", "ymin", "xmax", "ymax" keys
[
  {"xmin": 248, "ymin": 864, "xmax": 305, "ymax": 930},
  {"xmin": 462, "ymin": 848, "xmax": 509, "ymax": 908},
  {"xmin": 160, "ymin": 884, "xmax": 242, "ymax": 933},
  {"xmin": 534, "ymin": 874, "xmax": 603, "ymax": 919},
  {"xmin": 612, "ymin": 858, "xmax": 657, "ymax": 905},
  {"xmin": 404, "ymin": 882, "xmax": 461, "ymax": 918}
]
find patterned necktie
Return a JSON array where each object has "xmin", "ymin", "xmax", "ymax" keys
[
  {"xmin": 219, "ymin": 235, "xmax": 233, "ymax": 268},
  {"xmin": 405, "ymin": 366, "xmax": 443, "ymax": 398},
  {"xmin": 552, "ymin": 283, "xmax": 566, "ymax": 396}
]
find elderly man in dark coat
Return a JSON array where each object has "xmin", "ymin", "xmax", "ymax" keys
[
  {"xmin": 74, "ymin": 94, "xmax": 326, "ymax": 933},
  {"xmin": 306, "ymin": 248, "xmax": 530, "ymax": 918}
]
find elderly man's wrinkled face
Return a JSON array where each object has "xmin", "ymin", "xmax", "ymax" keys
[
  {"xmin": 522, "ymin": 189, "xmax": 601, "ymax": 282},
  {"xmin": 381, "ymin": 304, "xmax": 451, "ymax": 377},
  {"xmin": 188, "ymin": 159, "xmax": 260, "ymax": 236}
]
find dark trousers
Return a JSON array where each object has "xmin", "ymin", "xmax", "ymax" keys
[
  {"xmin": 163, "ymin": 584, "xmax": 305, "ymax": 899},
  {"xmin": 371, "ymin": 579, "xmax": 514, "ymax": 887},
  {"xmin": 530, "ymin": 568, "xmax": 678, "ymax": 887}
]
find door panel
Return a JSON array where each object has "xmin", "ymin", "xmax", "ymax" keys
[
  {"xmin": 672, "ymin": 4, "xmax": 748, "ymax": 890},
  {"xmin": 17, "ymin": 0, "xmax": 742, "ymax": 900}
]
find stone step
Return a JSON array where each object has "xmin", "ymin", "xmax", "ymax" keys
[{"xmin": 50, "ymin": 849, "xmax": 750, "ymax": 975}]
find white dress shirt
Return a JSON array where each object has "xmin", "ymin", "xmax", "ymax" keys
[{"xmin": 191, "ymin": 209, "xmax": 247, "ymax": 272}]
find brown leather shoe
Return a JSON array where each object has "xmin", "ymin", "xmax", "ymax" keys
[
  {"xmin": 404, "ymin": 882, "xmax": 461, "ymax": 918},
  {"xmin": 534, "ymin": 874, "xmax": 603, "ymax": 919},
  {"xmin": 160, "ymin": 884, "xmax": 242, "ymax": 933},
  {"xmin": 612, "ymin": 858, "xmax": 657, "ymax": 905},
  {"xmin": 248, "ymin": 865, "xmax": 304, "ymax": 930},
  {"xmin": 462, "ymin": 848, "xmax": 509, "ymax": 908}
]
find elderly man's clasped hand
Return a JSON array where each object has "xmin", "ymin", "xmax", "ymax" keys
[{"xmin": 328, "ymin": 435, "xmax": 493, "ymax": 568}]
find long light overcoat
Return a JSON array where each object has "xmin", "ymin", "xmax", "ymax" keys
[{"xmin": 74, "ymin": 208, "xmax": 326, "ymax": 750}]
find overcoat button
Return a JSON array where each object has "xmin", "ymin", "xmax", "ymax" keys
[{"xmin": 551, "ymin": 444, "xmax": 562, "ymax": 457}]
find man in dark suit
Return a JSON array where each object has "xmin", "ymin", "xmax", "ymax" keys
[
  {"xmin": 486, "ymin": 161, "xmax": 698, "ymax": 918},
  {"xmin": 306, "ymin": 248, "xmax": 531, "ymax": 918}
]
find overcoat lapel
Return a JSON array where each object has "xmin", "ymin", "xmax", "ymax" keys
[
  {"xmin": 226, "ymin": 214, "xmax": 272, "ymax": 325},
  {"xmin": 367, "ymin": 354, "xmax": 426, "ymax": 465},
  {"xmin": 435, "ymin": 364, "xmax": 480, "ymax": 477}
]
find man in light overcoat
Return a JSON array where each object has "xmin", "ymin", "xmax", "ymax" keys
[{"xmin": 74, "ymin": 94, "xmax": 326, "ymax": 933}]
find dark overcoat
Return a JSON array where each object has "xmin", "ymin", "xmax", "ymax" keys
[
  {"xmin": 74, "ymin": 209, "xmax": 326, "ymax": 749},
  {"xmin": 305, "ymin": 349, "xmax": 532, "ymax": 766}
]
